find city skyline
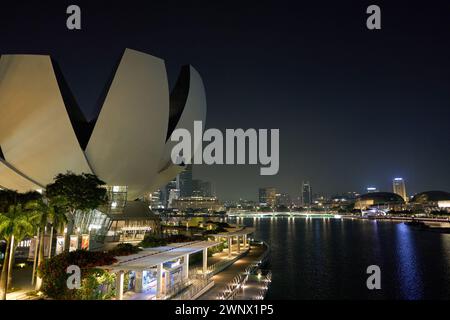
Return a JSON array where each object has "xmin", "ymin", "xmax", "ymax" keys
[
  {"xmin": 0, "ymin": 1, "xmax": 448, "ymax": 201},
  {"xmin": 192, "ymin": 166, "xmax": 442, "ymax": 202}
]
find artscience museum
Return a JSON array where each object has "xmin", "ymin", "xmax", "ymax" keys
[{"xmin": 0, "ymin": 48, "xmax": 206, "ymax": 246}]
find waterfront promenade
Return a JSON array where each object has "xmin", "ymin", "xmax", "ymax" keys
[{"xmin": 197, "ymin": 244, "xmax": 265, "ymax": 300}]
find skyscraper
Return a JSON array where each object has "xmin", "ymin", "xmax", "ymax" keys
[
  {"xmin": 161, "ymin": 179, "xmax": 178, "ymax": 208},
  {"xmin": 301, "ymin": 181, "xmax": 312, "ymax": 206},
  {"xmin": 192, "ymin": 179, "xmax": 213, "ymax": 197},
  {"xmin": 259, "ymin": 187, "xmax": 277, "ymax": 207},
  {"xmin": 178, "ymin": 164, "xmax": 193, "ymax": 197},
  {"xmin": 276, "ymin": 193, "xmax": 291, "ymax": 207},
  {"xmin": 393, "ymin": 178, "xmax": 407, "ymax": 202}
]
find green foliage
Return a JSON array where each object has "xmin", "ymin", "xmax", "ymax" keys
[
  {"xmin": 140, "ymin": 234, "xmax": 197, "ymax": 248},
  {"xmin": 45, "ymin": 172, "xmax": 108, "ymax": 214},
  {"xmin": 109, "ymin": 243, "xmax": 142, "ymax": 256},
  {"xmin": 39, "ymin": 249, "xmax": 117, "ymax": 300},
  {"xmin": 0, "ymin": 190, "xmax": 42, "ymax": 213},
  {"xmin": 208, "ymin": 243, "xmax": 225, "ymax": 257},
  {"xmin": 0, "ymin": 204, "xmax": 38, "ymax": 242},
  {"xmin": 165, "ymin": 234, "xmax": 193, "ymax": 243},
  {"xmin": 78, "ymin": 268, "xmax": 116, "ymax": 300},
  {"xmin": 140, "ymin": 236, "xmax": 168, "ymax": 248},
  {"xmin": 214, "ymin": 222, "xmax": 231, "ymax": 229}
]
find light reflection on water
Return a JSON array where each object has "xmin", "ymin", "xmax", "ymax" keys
[
  {"xmin": 394, "ymin": 223, "xmax": 423, "ymax": 299},
  {"xmin": 227, "ymin": 216, "xmax": 450, "ymax": 300}
]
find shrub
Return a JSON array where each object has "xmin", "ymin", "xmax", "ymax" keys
[
  {"xmin": 208, "ymin": 243, "xmax": 225, "ymax": 256},
  {"xmin": 140, "ymin": 234, "xmax": 198, "ymax": 248},
  {"xmin": 109, "ymin": 243, "xmax": 141, "ymax": 256},
  {"xmin": 166, "ymin": 234, "xmax": 193, "ymax": 243},
  {"xmin": 39, "ymin": 250, "xmax": 117, "ymax": 300},
  {"xmin": 140, "ymin": 236, "xmax": 168, "ymax": 248}
]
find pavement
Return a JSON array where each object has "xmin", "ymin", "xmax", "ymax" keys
[
  {"xmin": 5, "ymin": 267, "xmax": 36, "ymax": 300},
  {"xmin": 197, "ymin": 244, "xmax": 265, "ymax": 300}
]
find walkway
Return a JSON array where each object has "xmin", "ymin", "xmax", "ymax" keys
[
  {"xmin": 197, "ymin": 244, "xmax": 265, "ymax": 300},
  {"xmin": 5, "ymin": 267, "xmax": 38, "ymax": 300},
  {"xmin": 233, "ymin": 273, "xmax": 270, "ymax": 300}
]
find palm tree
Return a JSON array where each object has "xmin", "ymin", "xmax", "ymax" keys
[
  {"xmin": 6, "ymin": 218, "xmax": 37, "ymax": 291},
  {"xmin": 0, "ymin": 204, "xmax": 36, "ymax": 300},
  {"xmin": 47, "ymin": 196, "xmax": 68, "ymax": 258},
  {"xmin": 26, "ymin": 197, "xmax": 68, "ymax": 291}
]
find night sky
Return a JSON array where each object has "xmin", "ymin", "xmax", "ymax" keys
[{"xmin": 1, "ymin": 1, "xmax": 449, "ymax": 201}]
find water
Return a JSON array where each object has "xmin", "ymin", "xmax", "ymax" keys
[{"xmin": 229, "ymin": 216, "xmax": 450, "ymax": 300}]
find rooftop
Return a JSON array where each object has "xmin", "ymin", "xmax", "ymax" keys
[{"xmin": 102, "ymin": 240, "xmax": 222, "ymax": 272}]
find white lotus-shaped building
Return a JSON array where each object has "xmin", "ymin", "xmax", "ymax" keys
[{"xmin": 0, "ymin": 49, "xmax": 206, "ymax": 200}]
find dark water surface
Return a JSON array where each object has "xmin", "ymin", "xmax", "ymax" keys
[{"xmin": 229, "ymin": 217, "xmax": 450, "ymax": 300}]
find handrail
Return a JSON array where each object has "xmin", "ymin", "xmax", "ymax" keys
[
  {"xmin": 172, "ymin": 278, "xmax": 213, "ymax": 300},
  {"xmin": 216, "ymin": 241, "xmax": 271, "ymax": 300}
]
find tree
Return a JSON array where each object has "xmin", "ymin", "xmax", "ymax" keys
[
  {"xmin": 26, "ymin": 197, "xmax": 68, "ymax": 290},
  {"xmin": 45, "ymin": 172, "xmax": 108, "ymax": 252},
  {"xmin": 0, "ymin": 204, "xmax": 37, "ymax": 299},
  {"xmin": 0, "ymin": 190, "xmax": 42, "ymax": 292}
]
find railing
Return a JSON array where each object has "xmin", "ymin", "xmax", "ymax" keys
[
  {"xmin": 187, "ymin": 248, "xmax": 251, "ymax": 282},
  {"xmin": 208, "ymin": 249, "xmax": 250, "ymax": 275},
  {"xmin": 216, "ymin": 273, "xmax": 249, "ymax": 300},
  {"xmin": 254, "ymin": 270, "xmax": 272, "ymax": 300},
  {"xmin": 165, "ymin": 278, "xmax": 192, "ymax": 298},
  {"xmin": 172, "ymin": 278, "xmax": 214, "ymax": 300},
  {"xmin": 216, "ymin": 241, "xmax": 272, "ymax": 300}
]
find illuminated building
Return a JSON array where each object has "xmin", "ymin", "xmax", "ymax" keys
[
  {"xmin": 392, "ymin": 178, "xmax": 407, "ymax": 202},
  {"xmin": 276, "ymin": 193, "xmax": 291, "ymax": 207},
  {"xmin": 301, "ymin": 181, "xmax": 312, "ymax": 206},
  {"xmin": 354, "ymin": 192, "xmax": 405, "ymax": 211},
  {"xmin": 178, "ymin": 165, "xmax": 193, "ymax": 197},
  {"xmin": 410, "ymin": 191, "xmax": 450, "ymax": 213},
  {"xmin": 0, "ymin": 49, "xmax": 207, "ymax": 242},
  {"xmin": 171, "ymin": 196, "xmax": 223, "ymax": 212},
  {"xmin": 192, "ymin": 179, "xmax": 213, "ymax": 197},
  {"xmin": 259, "ymin": 187, "xmax": 277, "ymax": 207}
]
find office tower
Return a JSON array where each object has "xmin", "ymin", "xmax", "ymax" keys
[
  {"xmin": 161, "ymin": 179, "xmax": 178, "ymax": 208},
  {"xmin": 178, "ymin": 164, "xmax": 193, "ymax": 197},
  {"xmin": 393, "ymin": 178, "xmax": 407, "ymax": 202},
  {"xmin": 301, "ymin": 181, "xmax": 312, "ymax": 206},
  {"xmin": 276, "ymin": 193, "xmax": 291, "ymax": 207},
  {"xmin": 259, "ymin": 187, "xmax": 277, "ymax": 207},
  {"xmin": 192, "ymin": 179, "xmax": 212, "ymax": 197},
  {"xmin": 167, "ymin": 188, "xmax": 180, "ymax": 208},
  {"xmin": 199, "ymin": 181, "xmax": 212, "ymax": 197},
  {"xmin": 148, "ymin": 189, "xmax": 163, "ymax": 209}
]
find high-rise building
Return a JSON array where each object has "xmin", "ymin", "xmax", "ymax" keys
[
  {"xmin": 161, "ymin": 179, "xmax": 178, "ymax": 208},
  {"xmin": 178, "ymin": 164, "xmax": 193, "ymax": 197},
  {"xmin": 393, "ymin": 178, "xmax": 407, "ymax": 202},
  {"xmin": 192, "ymin": 179, "xmax": 212, "ymax": 197},
  {"xmin": 276, "ymin": 193, "xmax": 291, "ymax": 207},
  {"xmin": 148, "ymin": 189, "xmax": 163, "ymax": 209},
  {"xmin": 167, "ymin": 189, "xmax": 180, "ymax": 208},
  {"xmin": 259, "ymin": 187, "xmax": 277, "ymax": 207},
  {"xmin": 301, "ymin": 181, "xmax": 312, "ymax": 206}
]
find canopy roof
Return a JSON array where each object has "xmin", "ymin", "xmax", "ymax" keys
[
  {"xmin": 212, "ymin": 227, "xmax": 255, "ymax": 238},
  {"xmin": 102, "ymin": 240, "xmax": 221, "ymax": 272}
]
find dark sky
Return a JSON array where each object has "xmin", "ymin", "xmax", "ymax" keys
[{"xmin": 1, "ymin": 0, "xmax": 449, "ymax": 201}]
